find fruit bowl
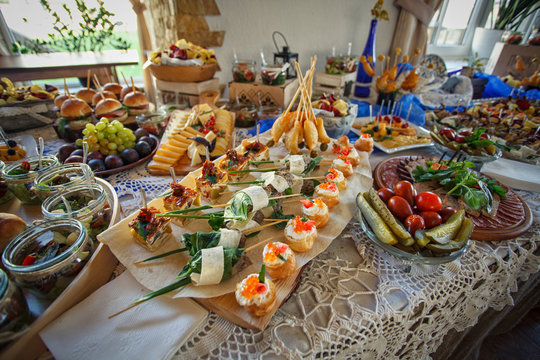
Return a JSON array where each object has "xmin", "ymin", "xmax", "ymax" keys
[
  {"xmin": 148, "ymin": 63, "xmax": 218, "ymax": 82},
  {"xmin": 321, "ymin": 103, "xmax": 358, "ymax": 139}
]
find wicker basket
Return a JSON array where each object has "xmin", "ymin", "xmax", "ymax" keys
[
  {"xmin": 149, "ymin": 63, "xmax": 218, "ymax": 82},
  {"xmin": 0, "ymin": 99, "xmax": 56, "ymax": 133}
]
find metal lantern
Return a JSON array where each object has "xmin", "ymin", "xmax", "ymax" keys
[{"xmin": 272, "ymin": 31, "xmax": 298, "ymax": 79}]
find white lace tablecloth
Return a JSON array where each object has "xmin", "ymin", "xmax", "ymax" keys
[{"xmin": 93, "ymin": 154, "xmax": 540, "ymax": 360}]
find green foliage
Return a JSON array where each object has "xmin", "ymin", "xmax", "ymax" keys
[
  {"xmin": 12, "ymin": 0, "xmax": 130, "ymax": 54},
  {"xmin": 463, "ymin": 52, "xmax": 488, "ymax": 73},
  {"xmin": 493, "ymin": 0, "xmax": 540, "ymax": 31}
]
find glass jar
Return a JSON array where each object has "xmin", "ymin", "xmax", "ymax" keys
[
  {"xmin": 33, "ymin": 163, "xmax": 94, "ymax": 201},
  {"xmin": 258, "ymin": 105, "xmax": 281, "ymax": 120},
  {"xmin": 0, "ymin": 161, "xmax": 14, "ymax": 206},
  {"xmin": 0, "ymin": 269, "xmax": 30, "ymax": 348},
  {"xmin": 232, "ymin": 103, "xmax": 259, "ymax": 128},
  {"xmin": 326, "ymin": 55, "xmax": 358, "ymax": 74},
  {"xmin": 2, "ymin": 218, "xmax": 93, "ymax": 300},
  {"xmin": 42, "ymin": 183, "xmax": 112, "ymax": 242},
  {"xmin": 261, "ymin": 64, "xmax": 286, "ymax": 86},
  {"xmin": 232, "ymin": 60, "xmax": 256, "ymax": 83},
  {"xmin": 2, "ymin": 155, "xmax": 59, "ymax": 205},
  {"xmin": 136, "ymin": 110, "xmax": 169, "ymax": 138}
]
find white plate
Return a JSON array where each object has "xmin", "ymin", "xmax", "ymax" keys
[{"xmin": 351, "ymin": 116, "xmax": 434, "ymax": 154}]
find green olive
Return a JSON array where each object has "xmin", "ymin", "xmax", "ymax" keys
[
  {"xmin": 266, "ymin": 139, "xmax": 275, "ymax": 147},
  {"xmin": 320, "ymin": 143, "xmax": 328, "ymax": 151},
  {"xmin": 298, "ymin": 141, "xmax": 305, "ymax": 149},
  {"xmin": 310, "ymin": 150, "xmax": 318, "ymax": 158}
]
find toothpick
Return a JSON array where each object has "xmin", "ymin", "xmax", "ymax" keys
[
  {"xmin": 64, "ymin": 78, "xmax": 71, "ymax": 98},
  {"xmin": 121, "ymin": 72, "xmax": 129, "ymax": 87},
  {"xmin": 243, "ymin": 221, "xmax": 284, "ymax": 236},
  {"xmin": 293, "ymin": 176, "xmax": 325, "ymax": 181},
  {"xmin": 169, "ymin": 166, "xmax": 177, "ymax": 183},
  {"xmin": 131, "ymin": 77, "xmax": 135, "ymax": 93},
  {"xmin": 87, "ymin": 70, "xmax": 91, "ymax": 89},
  {"xmin": 205, "ymin": 147, "xmax": 210, "ymax": 162},
  {"xmin": 93, "ymin": 74, "xmax": 102, "ymax": 91},
  {"xmin": 405, "ymin": 103, "xmax": 413, "ymax": 123},
  {"xmin": 369, "ymin": 105, "xmax": 372, "ymax": 123},
  {"xmin": 232, "ymin": 131, "xmax": 236, "ymax": 149},
  {"xmin": 256, "ymin": 123, "xmax": 260, "ymax": 143},
  {"xmin": 140, "ymin": 188, "xmax": 147, "ymax": 208},
  {"xmin": 244, "ymin": 236, "xmax": 276, "ymax": 252}
]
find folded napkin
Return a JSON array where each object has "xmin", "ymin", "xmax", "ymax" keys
[
  {"xmin": 481, "ymin": 158, "xmax": 540, "ymax": 193},
  {"xmin": 40, "ymin": 271, "xmax": 208, "ymax": 360}
]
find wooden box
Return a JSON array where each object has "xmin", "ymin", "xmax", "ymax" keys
[
  {"xmin": 0, "ymin": 99, "xmax": 56, "ymax": 133},
  {"xmin": 228, "ymin": 79, "xmax": 299, "ymax": 108},
  {"xmin": 485, "ymin": 43, "xmax": 539, "ymax": 78},
  {"xmin": 156, "ymin": 78, "xmax": 220, "ymax": 107},
  {"xmin": 314, "ymin": 72, "xmax": 357, "ymax": 97}
]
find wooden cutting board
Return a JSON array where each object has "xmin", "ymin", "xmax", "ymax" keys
[
  {"xmin": 194, "ymin": 267, "xmax": 304, "ymax": 331},
  {"xmin": 373, "ymin": 156, "xmax": 534, "ymax": 241}
]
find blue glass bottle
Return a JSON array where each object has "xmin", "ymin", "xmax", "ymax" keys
[{"xmin": 354, "ymin": 19, "xmax": 377, "ymax": 98}]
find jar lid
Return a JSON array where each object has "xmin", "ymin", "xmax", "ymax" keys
[
  {"xmin": 34, "ymin": 163, "xmax": 92, "ymax": 193},
  {"xmin": 3, "ymin": 155, "xmax": 59, "ymax": 180},
  {"xmin": 0, "ymin": 269, "xmax": 7, "ymax": 298}
]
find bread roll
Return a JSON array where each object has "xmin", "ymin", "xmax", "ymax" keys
[{"xmin": 0, "ymin": 213, "xmax": 26, "ymax": 252}]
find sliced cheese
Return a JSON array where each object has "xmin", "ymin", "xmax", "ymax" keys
[
  {"xmin": 241, "ymin": 186, "xmax": 269, "ymax": 211},
  {"xmin": 190, "ymin": 246, "xmax": 224, "ymax": 286},
  {"xmin": 218, "ymin": 229, "xmax": 241, "ymax": 248},
  {"xmin": 152, "ymin": 155, "xmax": 177, "ymax": 165},
  {"xmin": 289, "ymin": 155, "xmax": 305, "ymax": 175}
]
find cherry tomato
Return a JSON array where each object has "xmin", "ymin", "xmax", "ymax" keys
[
  {"xmin": 420, "ymin": 211, "xmax": 442, "ymax": 229},
  {"xmin": 460, "ymin": 130, "xmax": 472, "ymax": 137},
  {"xmin": 415, "ymin": 192, "xmax": 443, "ymax": 212},
  {"xmin": 480, "ymin": 132, "xmax": 489, "ymax": 139},
  {"xmin": 404, "ymin": 214, "xmax": 425, "ymax": 235},
  {"xmin": 394, "ymin": 180, "xmax": 417, "ymax": 206},
  {"xmin": 439, "ymin": 207, "xmax": 457, "ymax": 222},
  {"xmin": 454, "ymin": 134, "xmax": 466, "ymax": 143},
  {"xmin": 377, "ymin": 188, "xmax": 395, "ymax": 204},
  {"xmin": 387, "ymin": 196, "xmax": 413, "ymax": 222},
  {"xmin": 439, "ymin": 128, "xmax": 456, "ymax": 141}
]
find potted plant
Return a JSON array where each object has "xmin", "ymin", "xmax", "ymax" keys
[{"xmin": 472, "ymin": 0, "xmax": 540, "ymax": 59}]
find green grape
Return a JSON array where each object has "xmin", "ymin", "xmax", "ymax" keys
[
  {"xmin": 118, "ymin": 129, "xmax": 128, "ymax": 137},
  {"xmin": 124, "ymin": 142, "xmax": 133, "ymax": 149},
  {"xmin": 114, "ymin": 122, "xmax": 124, "ymax": 131},
  {"xmin": 106, "ymin": 125, "xmax": 117, "ymax": 134},
  {"xmin": 90, "ymin": 143, "xmax": 100, "ymax": 152},
  {"xmin": 114, "ymin": 137, "xmax": 123, "ymax": 145},
  {"xmin": 111, "ymin": 120, "xmax": 121, "ymax": 127},
  {"xmin": 85, "ymin": 123, "xmax": 95, "ymax": 131},
  {"xmin": 82, "ymin": 129, "xmax": 90, "ymax": 136},
  {"xmin": 107, "ymin": 133, "xmax": 116, "ymax": 141},
  {"xmin": 100, "ymin": 118, "xmax": 109, "ymax": 125},
  {"xmin": 128, "ymin": 134, "xmax": 136, "ymax": 141},
  {"xmin": 107, "ymin": 142, "xmax": 118, "ymax": 150},
  {"xmin": 97, "ymin": 132, "xmax": 105, "ymax": 140},
  {"xmin": 100, "ymin": 147, "xmax": 109, "ymax": 155},
  {"xmin": 86, "ymin": 136, "xmax": 97, "ymax": 144},
  {"xmin": 99, "ymin": 139, "xmax": 109, "ymax": 146},
  {"xmin": 95, "ymin": 122, "xmax": 107, "ymax": 131},
  {"xmin": 117, "ymin": 145, "xmax": 125, "ymax": 152},
  {"xmin": 109, "ymin": 150, "xmax": 117, "ymax": 155},
  {"xmin": 75, "ymin": 138, "xmax": 83, "ymax": 146}
]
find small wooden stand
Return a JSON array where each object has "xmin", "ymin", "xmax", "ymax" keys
[
  {"xmin": 313, "ymin": 72, "xmax": 357, "ymax": 97},
  {"xmin": 155, "ymin": 78, "xmax": 220, "ymax": 107},
  {"xmin": 228, "ymin": 78, "xmax": 299, "ymax": 108}
]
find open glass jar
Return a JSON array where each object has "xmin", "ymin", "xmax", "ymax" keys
[
  {"xmin": 0, "ymin": 269, "xmax": 30, "ymax": 348},
  {"xmin": 232, "ymin": 60, "xmax": 256, "ymax": 83},
  {"xmin": 33, "ymin": 163, "xmax": 94, "ymax": 201},
  {"xmin": 325, "ymin": 55, "xmax": 358, "ymax": 74},
  {"xmin": 2, "ymin": 219, "xmax": 93, "ymax": 300},
  {"xmin": 261, "ymin": 64, "xmax": 287, "ymax": 85},
  {"xmin": 231, "ymin": 102, "xmax": 259, "ymax": 128},
  {"xmin": 0, "ymin": 161, "xmax": 14, "ymax": 206},
  {"xmin": 136, "ymin": 110, "xmax": 169, "ymax": 138},
  {"xmin": 2, "ymin": 155, "xmax": 59, "ymax": 205},
  {"xmin": 42, "ymin": 183, "xmax": 112, "ymax": 242}
]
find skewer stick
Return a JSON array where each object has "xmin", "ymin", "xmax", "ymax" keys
[
  {"xmin": 256, "ymin": 123, "xmax": 260, "ymax": 143},
  {"xmin": 244, "ymin": 235, "xmax": 280, "ymax": 252},
  {"xmin": 140, "ymin": 188, "xmax": 147, "ymax": 208},
  {"xmin": 121, "ymin": 72, "xmax": 129, "ymax": 87},
  {"xmin": 64, "ymin": 78, "xmax": 71, "ymax": 98},
  {"xmin": 405, "ymin": 103, "xmax": 413, "ymax": 123},
  {"xmin": 243, "ymin": 221, "xmax": 285, "ymax": 236},
  {"xmin": 169, "ymin": 166, "xmax": 177, "ymax": 183},
  {"xmin": 87, "ymin": 70, "xmax": 91, "ymax": 89},
  {"xmin": 228, "ymin": 167, "xmax": 280, "ymax": 174},
  {"xmin": 294, "ymin": 176, "xmax": 325, "ymax": 181},
  {"xmin": 205, "ymin": 147, "xmax": 210, "ymax": 162}
]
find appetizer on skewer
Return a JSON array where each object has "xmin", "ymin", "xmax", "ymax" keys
[
  {"xmin": 354, "ymin": 133, "xmax": 374, "ymax": 153},
  {"xmin": 332, "ymin": 155, "xmax": 353, "ymax": 177},
  {"xmin": 239, "ymin": 139, "xmax": 270, "ymax": 162},
  {"xmin": 235, "ymin": 266, "xmax": 276, "ymax": 317},
  {"xmin": 263, "ymin": 242, "xmax": 297, "ymax": 280},
  {"xmin": 332, "ymin": 136, "xmax": 361, "ymax": 166},
  {"xmin": 218, "ymin": 149, "xmax": 249, "ymax": 179},
  {"xmin": 325, "ymin": 168, "xmax": 347, "ymax": 190},
  {"xmin": 129, "ymin": 207, "xmax": 172, "ymax": 251},
  {"xmin": 314, "ymin": 181, "xmax": 340, "ymax": 208},
  {"xmin": 284, "ymin": 216, "xmax": 317, "ymax": 252},
  {"xmin": 162, "ymin": 183, "xmax": 201, "ymax": 226},
  {"xmin": 301, "ymin": 198, "xmax": 329, "ymax": 228},
  {"xmin": 196, "ymin": 160, "xmax": 228, "ymax": 203}
]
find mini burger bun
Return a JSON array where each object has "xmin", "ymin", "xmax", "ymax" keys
[
  {"xmin": 54, "ymin": 94, "xmax": 69, "ymax": 109},
  {"xmin": 92, "ymin": 90, "xmax": 117, "ymax": 107},
  {"xmin": 124, "ymin": 91, "xmax": 149, "ymax": 116},
  {"xmin": 103, "ymin": 82, "xmax": 122, "ymax": 97},
  {"xmin": 120, "ymin": 86, "xmax": 140, "ymax": 101},
  {"xmin": 75, "ymin": 88, "xmax": 97, "ymax": 104},
  {"xmin": 95, "ymin": 98, "xmax": 128, "ymax": 122},
  {"xmin": 0, "ymin": 213, "xmax": 26, "ymax": 254},
  {"xmin": 60, "ymin": 97, "xmax": 92, "ymax": 118}
]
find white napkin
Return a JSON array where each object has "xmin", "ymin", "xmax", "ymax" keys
[
  {"xmin": 40, "ymin": 271, "xmax": 208, "ymax": 360},
  {"xmin": 481, "ymin": 158, "xmax": 540, "ymax": 192}
]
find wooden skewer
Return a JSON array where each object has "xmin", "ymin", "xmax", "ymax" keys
[
  {"xmin": 262, "ymin": 218, "xmax": 290, "ymax": 222},
  {"xmin": 294, "ymin": 176, "xmax": 325, "ymax": 181},
  {"xmin": 213, "ymin": 192, "xmax": 303, "ymax": 207},
  {"xmin": 121, "ymin": 72, "xmax": 129, "ymax": 87},
  {"xmin": 87, "ymin": 70, "xmax": 91, "ymax": 89},
  {"xmin": 93, "ymin": 74, "xmax": 102, "ymax": 91},
  {"xmin": 64, "ymin": 78, "xmax": 71, "ymax": 98},
  {"xmin": 131, "ymin": 77, "xmax": 136, "ymax": 93},
  {"xmin": 243, "ymin": 220, "xmax": 285, "ymax": 235},
  {"xmin": 244, "ymin": 235, "xmax": 279, "ymax": 252},
  {"xmin": 106, "ymin": 70, "xmax": 112, "ymax": 83}
]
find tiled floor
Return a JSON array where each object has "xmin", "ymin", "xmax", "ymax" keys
[{"xmin": 479, "ymin": 307, "xmax": 540, "ymax": 360}]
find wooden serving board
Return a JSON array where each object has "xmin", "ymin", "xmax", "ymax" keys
[
  {"xmin": 195, "ymin": 267, "xmax": 304, "ymax": 331},
  {"xmin": 0, "ymin": 178, "xmax": 121, "ymax": 360},
  {"xmin": 373, "ymin": 156, "xmax": 534, "ymax": 241}
]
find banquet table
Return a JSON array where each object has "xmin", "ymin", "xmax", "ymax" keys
[{"xmin": 73, "ymin": 140, "xmax": 538, "ymax": 360}]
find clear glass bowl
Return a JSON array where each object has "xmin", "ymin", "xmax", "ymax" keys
[
  {"xmin": 2, "ymin": 155, "xmax": 60, "ymax": 205},
  {"xmin": 232, "ymin": 103, "xmax": 259, "ymax": 128},
  {"xmin": 321, "ymin": 103, "xmax": 358, "ymax": 139},
  {"xmin": 33, "ymin": 163, "xmax": 94, "ymax": 201},
  {"xmin": 136, "ymin": 110, "xmax": 170, "ymax": 138},
  {"xmin": 0, "ymin": 269, "xmax": 30, "ymax": 347},
  {"xmin": 0, "ymin": 161, "xmax": 14, "ymax": 206},
  {"xmin": 356, "ymin": 205, "xmax": 469, "ymax": 265},
  {"xmin": 325, "ymin": 55, "xmax": 358, "ymax": 74},
  {"xmin": 261, "ymin": 64, "xmax": 287, "ymax": 86},
  {"xmin": 2, "ymin": 219, "xmax": 93, "ymax": 300},
  {"xmin": 42, "ymin": 183, "xmax": 112, "ymax": 243},
  {"xmin": 232, "ymin": 60, "xmax": 256, "ymax": 83}
]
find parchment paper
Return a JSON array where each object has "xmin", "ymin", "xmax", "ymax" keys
[{"xmin": 98, "ymin": 131, "xmax": 373, "ymax": 298}]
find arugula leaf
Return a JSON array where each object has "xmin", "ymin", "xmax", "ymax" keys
[{"xmin": 302, "ymin": 156, "xmax": 323, "ymax": 176}]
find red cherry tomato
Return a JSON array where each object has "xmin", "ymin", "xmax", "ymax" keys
[
  {"xmin": 480, "ymin": 132, "xmax": 489, "ymax": 139},
  {"xmin": 387, "ymin": 196, "xmax": 414, "ymax": 222},
  {"xmin": 377, "ymin": 188, "xmax": 395, "ymax": 204},
  {"xmin": 439, "ymin": 207, "xmax": 457, "ymax": 222},
  {"xmin": 439, "ymin": 128, "xmax": 456, "ymax": 141},
  {"xmin": 460, "ymin": 130, "xmax": 472, "ymax": 137},
  {"xmin": 454, "ymin": 134, "xmax": 466, "ymax": 143},
  {"xmin": 415, "ymin": 192, "xmax": 443, "ymax": 212},
  {"xmin": 404, "ymin": 214, "xmax": 425, "ymax": 235},
  {"xmin": 420, "ymin": 211, "xmax": 442, "ymax": 229},
  {"xmin": 394, "ymin": 180, "xmax": 417, "ymax": 206}
]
